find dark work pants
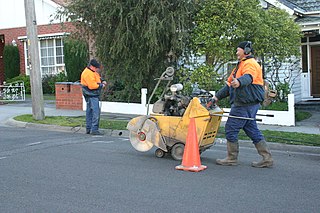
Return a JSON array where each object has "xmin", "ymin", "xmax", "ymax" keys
[
  {"xmin": 85, "ymin": 96, "xmax": 100, "ymax": 133},
  {"xmin": 225, "ymin": 103, "xmax": 264, "ymax": 144}
]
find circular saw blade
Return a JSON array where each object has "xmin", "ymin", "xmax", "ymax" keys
[{"xmin": 129, "ymin": 131, "xmax": 154, "ymax": 152}]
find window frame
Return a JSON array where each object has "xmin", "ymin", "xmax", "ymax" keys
[{"xmin": 22, "ymin": 34, "xmax": 66, "ymax": 77}]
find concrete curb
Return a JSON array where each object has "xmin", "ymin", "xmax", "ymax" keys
[
  {"xmin": 267, "ymin": 141, "xmax": 320, "ymax": 155},
  {"xmin": 5, "ymin": 118, "xmax": 28, "ymax": 128},
  {"xmin": 5, "ymin": 118, "xmax": 320, "ymax": 155},
  {"xmin": 5, "ymin": 118, "xmax": 130, "ymax": 137},
  {"xmin": 214, "ymin": 138, "xmax": 320, "ymax": 155}
]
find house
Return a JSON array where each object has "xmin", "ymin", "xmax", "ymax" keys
[
  {"xmin": 0, "ymin": 0, "xmax": 75, "ymax": 84},
  {"xmin": 261, "ymin": 0, "xmax": 320, "ymax": 103}
]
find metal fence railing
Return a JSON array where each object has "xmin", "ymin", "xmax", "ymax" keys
[{"xmin": 0, "ymin": 81, "xmax": 26, "ymax": 101}]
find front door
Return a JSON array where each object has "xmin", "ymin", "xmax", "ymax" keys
[{"xmin": 311, "ymin": 45, "xmax": 320, "ymax": 97}]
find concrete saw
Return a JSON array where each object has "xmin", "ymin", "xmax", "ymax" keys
[{"xmin": 127, "ymin": 116, "xmax": 167, "ymax": 152}]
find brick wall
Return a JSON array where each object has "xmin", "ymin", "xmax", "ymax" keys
[{"xmin": 55, "ymin": 82, "xmax": 83, "ymax": 110}]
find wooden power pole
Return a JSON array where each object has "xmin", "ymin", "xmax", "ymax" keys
[{"xmin": 24, "ymin": 0, "xmax": 45, "ymax": 120}]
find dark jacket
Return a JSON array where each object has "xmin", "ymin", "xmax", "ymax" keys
[
  {"xmin": 216, "ymin": 57, "xmax": 265, "ymax": 106},
  {"xmin": 82, "ymin": 86, "xmax": 102, "ymax": 97},
  {"xmin": 80, "ymin": 67, "xmax": 104, "ymax": 97}
]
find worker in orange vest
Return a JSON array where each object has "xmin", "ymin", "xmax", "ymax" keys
[
  {"xmin": 213, "ymin": 41, "xmax": 273, "ymax": 168},
  {"xmin": 81, "ymin": 59, "xmax": 106, "ymax": 135}
]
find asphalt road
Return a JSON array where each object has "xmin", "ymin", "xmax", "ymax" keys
[{"xmin": 0, "ymin": 126, "xmax": 319, "ymax": 213}]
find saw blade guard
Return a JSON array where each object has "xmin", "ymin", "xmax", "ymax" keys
[{"xmin": 127, "ymin": 116, "xmax": 167, "ymax": 152}]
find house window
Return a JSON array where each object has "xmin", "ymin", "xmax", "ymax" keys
[
  {"xmin": 40, "ymin": 38, "xmax": 64, "ymax": 76},
  {"xmin": 309, "ymin": 34, "xmax": 320, "ymax": 42},
  {"xmin": 25, "ymin": 37, "xmax": 65, "ymax": 77}
]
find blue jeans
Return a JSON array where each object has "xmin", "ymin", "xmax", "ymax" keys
[
  {"xmin": 225, "ymin": 103, "xmax": 264, "ymax": 144},
  {"xmin": 85, "ymin": 96, "xmax": 100, "ymax": 132}
]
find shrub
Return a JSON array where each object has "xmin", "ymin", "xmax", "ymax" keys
[
  {"xmin": 64, "ymin": 38, "xmax": 89, "ymax": 82},
  {"xmin": 261, "ymin": 101, "xmax": 288, "ymax": 111},
  {"xmin": 7, "ymin": 73, "xmax": 68, "ymax": 95},
  {"xmin": 42, "ymin": 72, "xmax": 68, "ymax": 94},
  {"xmin": 3, "ymin": 45, "xmax": 20, "ymax": 80},
  {"xmin": 6, "ymin": 75, "xmax": 31, "ymax": 94},
  {"xmin": 177, "ymin": 65, "xmax": 223, "ymax": 94}
]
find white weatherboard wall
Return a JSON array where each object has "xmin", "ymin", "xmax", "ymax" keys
[{"xmin": 83, "ymin": 89, "xmax": 296, "ymax": 126}]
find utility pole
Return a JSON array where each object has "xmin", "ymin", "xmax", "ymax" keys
[{"xmin": 24, "ymin": 0, "xmax": 45, "ymax": 120}]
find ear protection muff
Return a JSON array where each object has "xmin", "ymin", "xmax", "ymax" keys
[{"xmin": 244, "ymin": 41, "xmax": 252, "ymax": 55}]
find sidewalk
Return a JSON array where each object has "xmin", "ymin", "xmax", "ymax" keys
[{"xmin": 1, "ymin": 99, "xmax": 320, "ymax": 154}]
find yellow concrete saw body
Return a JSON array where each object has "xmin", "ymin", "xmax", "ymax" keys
[{"xmin": 127, "ymin": 95, "xmax": 223, "ymax": 160}]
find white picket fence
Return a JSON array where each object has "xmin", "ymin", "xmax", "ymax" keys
[{"xmin": 83, "ymin": 88, "xmax": 295, "ymax": 126}]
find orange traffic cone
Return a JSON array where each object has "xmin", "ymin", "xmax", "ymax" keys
[{"xmin": 175, "ymin": 117, "xmax": 207, "ymax": 172}]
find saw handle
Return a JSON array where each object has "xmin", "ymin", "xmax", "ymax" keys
[
  {"xmin": 223, "ymin": 111, "xmax": 274, "ymax": 117},
  {"xmin": 210, "ymin": 113, "xmax": 262, "ymax": 122}
]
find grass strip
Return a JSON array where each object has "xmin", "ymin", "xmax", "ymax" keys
[
  {"xmin": 14, "ymin": 115, "xmax": 128, "ymax": 130},
  {"xmin": 217, "ymin": 127, "xmax": 320, "ymax": 147}
]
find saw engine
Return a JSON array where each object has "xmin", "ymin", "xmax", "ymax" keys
[
  {"xmin": 152, "ymin": 84, "xmax": 190, "ymax": 116},
  {"xmin": 152, "ymin": 83, "xmax": 216, "ymax": 117}
]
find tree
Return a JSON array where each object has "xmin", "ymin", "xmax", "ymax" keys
[
  {"xmin": 58, "ymin": 0, "xmax": 197, "ymax": 102},
  {"xmin": 191, "ymin": 0, "xmax": 263, "ymax": 67},
  {"xmin": 254, "ymin": 8, "xmax": 301, "ymax": 61},
  {"xmin": 254, "ymin": 8, "xmax": 302, "ymax": 101}
]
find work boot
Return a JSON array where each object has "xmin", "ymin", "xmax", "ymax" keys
[
  {"xmin": 91, "ymin": 131, "xmax": 104, "ymax": 135},
  {"xmin": 252, "ymin": 140, "xmax": 273, "ymax": 168},
  {"xmin": 216, "ymin": 141, "xmax": 239, "ymax": 166}
]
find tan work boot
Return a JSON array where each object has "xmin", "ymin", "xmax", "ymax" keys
[
  {"xmin": 216, "ymin": 141, "xmax": 239, "ymax": 166},
  {"xmin": 252, "ymin": 140, "xmax": 273, "ymax": 168}
]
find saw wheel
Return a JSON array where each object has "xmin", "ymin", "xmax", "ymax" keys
[
  {"xmin": 129, "ymin": 131, "xmax": 154, "ymax": 152},
  {"xmin": 128, "ymin": 116, "xmax": 168, "ymax": 153},
  {"xmin": 170, "ymin": 143, "xmax": 185, "ymax": 161}
]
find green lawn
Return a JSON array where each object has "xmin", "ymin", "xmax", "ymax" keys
[
  {"xmin": 217, "ymin": 127, "xmax": 320, "ymax": 147},
  {"xmin": 14, "ymin": 115, "xmax": 128, "ymax": 130},
  {"xmin": 26, "ymin": 94, "xmax": 56, "ymax": 100}
]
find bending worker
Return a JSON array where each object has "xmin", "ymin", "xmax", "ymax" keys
[
  {"xmin": 81, "ymin": 59, "xmax": 106, "ymax": 135},
  {"xmin": 213, "ymin": 41, "xmax": 273, "ymax": 168}
]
